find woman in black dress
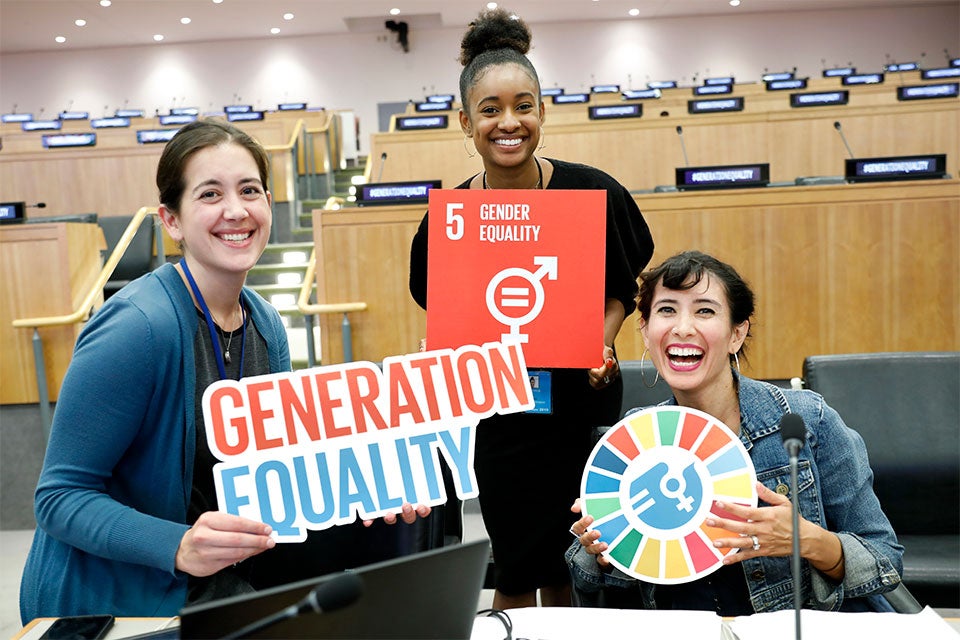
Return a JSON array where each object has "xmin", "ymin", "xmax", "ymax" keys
[{"xmin": 409, "ymin": 8, "xmax": 654, "ymax": 609}]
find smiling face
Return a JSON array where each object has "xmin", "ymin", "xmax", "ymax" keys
[
  {"xmin": 640, "ymin": 274, "xmax": 749, "ymax": 399},
  {"xmin": 460, "ymin": 62, "xmax": 545, "ymax": 176},
  {"xmin": 159, "ymin": 142, "xmax": 272, "ymax": 288}
]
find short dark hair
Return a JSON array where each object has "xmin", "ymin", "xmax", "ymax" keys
[
  {"xmin": 458, "ymin": 8, "xmax": 541, "ymax": 114},
  {"xmin": 637, "ymin": 250, "xmax": 755, "ymax": 357},
  {"xmin": 156, "ymin": 119, "xmax": 269, "ymax": 213}
]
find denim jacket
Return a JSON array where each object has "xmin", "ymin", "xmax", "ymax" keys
[{"xmin": 566, "ymin": 373, "xmax": 903, "ymax": 613}]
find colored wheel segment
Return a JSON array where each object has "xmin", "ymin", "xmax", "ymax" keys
[{"xmin": 580, "ymin": 406, "xmax": 757, "ymax": 584}]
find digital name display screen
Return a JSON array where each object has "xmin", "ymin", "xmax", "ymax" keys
[
  {"xmin": 0, "ymin": 202, "xmax": 25, "ymax": 224},
  {"xmin": 427, "ymin": 94, "xmax": 456, "ymax": 103},
  {"xmin": 688, "ymin": 97, "xmax": 745, "ymax": 114},
  {"xmin": 845, "ymin": 154, "xmax": 946, "ymax": 183},
  {"xmin": 676, "ymin": 163, "xmax": 770, "ymax": 191},
  {"xmin": 705, "ymin": 76, "xmax": 734, "ymax": 86},
  {"xmin": 2, "ymin": 113, "xmax": 33, "ymax": 123},
  {"xmin": 789, "ymin": 91, "xmax": 849, "ymax": 108},
  {"xmin": 552, "ymin": 93, "xmax": 589, "ymax": 104},
  {"xmin": 766, "ymin": 78, "xmax": 807, "ymax": 91},
  {"xmin": 897, "ymin": 83, "xmax": 959, "ymax": 100},
  {"xmin": 922, "ymin": 67, "xmax": 960, "ymax": 80},
  {"xmin": 823, "ymin": 67, "xmax": 855, "ymax": 77},
  {"xmin": 22, "ymin": 120, "xmax": 61, "ymax": 131},
  {"xmin": 648, "ymin": 81, "xmax": 677, "ymax": 89},
  {"xmin": 91, "ymin": 117, "xmax": 131, "ymax": 128},
  {"xmin": 137, "ymin": 129, "xmax": 180, "ymax": 144},
  {"xmin": 59, "ymin": 111, "xmax": 89, "ymax": 120},
  {"xmin": 415, "ymin": 101, "xmax": 452, "ymax": 112},
  {"xmin": 171, "ymin": 107, "xmax": 200, "ymax": 116},
  {"xmin": 42, "ymin": 133, "xmax": 97, "ymax": 148},
  {"xmin": 622, "ymin": 89, "xmax": 661, "ymax": 100},
  {"xmin": 395, "ymin": 115, "xmax": 448, "ymax": 131},
  {"xmin": 842, "ymin": 73, "xmax": 884, "ymax": 85},
  {"xmin": 762, "ymin": 72, "xmax": 795, "ymax": 82},
  {"xmin": 278, "ymin": 103, "xmax": 307, "ymax": 111},
  {"xmin": 356, "ymin": 180, "xmax": 441, "ymax": 206},
  {"xmin": 159, "ymin": 114, "xmax": 198, "ymax": 125},
  {"xmin": 591, "ymin": 84, "xmax": 620, "ymax": 93},
  {"xmin": 885, "ymin": 62, "xmax": 918, "ymax": 72},
  {"xmin": 541, "ymin": 88, "xmax": 564, "ymax": 97},
  {"xmin": 227, "ymin": 111, "xmax": 265, "ymax": 122},
  {"xmin": 694, "ymin": 84, "xmax": 732, "ymax": 96},
  {"xmin": 116, "ymin": 109, "xmax": 145, "ymax": 118},
  {"xmin": 224, "ymin": 105, "xmax": 253, "ymax": 114},
  {"xmin": 588, "ymin": 104, "xmax": 642, "ymax": 120}
]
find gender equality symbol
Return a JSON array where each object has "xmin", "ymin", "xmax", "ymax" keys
[
  {"xmin": 484, "ymin": 256, "xmax": 557, "ymax": 344},
  {"xmin": 580, "ymin": 406, "xmax": 757, "ymax": 584}
]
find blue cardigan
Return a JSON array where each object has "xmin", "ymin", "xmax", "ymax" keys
[{"xmin": 20, "ymin": 263, "xmax": 290, "ymax": 622}]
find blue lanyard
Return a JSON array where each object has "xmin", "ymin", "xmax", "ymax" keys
[{"xmin": 180, "ymin": 259, "xmax": 246, "ymax": 380}]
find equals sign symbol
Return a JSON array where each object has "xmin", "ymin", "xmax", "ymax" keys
[{"xmin": 499, "ymin": 286, "xmax": 531, "ymax": 308}]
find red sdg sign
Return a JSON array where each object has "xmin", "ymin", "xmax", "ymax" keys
[{"xmin": 426, "ymin": 189, "xmax": 606, "ymax": 368}]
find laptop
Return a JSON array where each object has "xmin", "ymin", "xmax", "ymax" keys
[{"xmin": 177, "ymin": 538, "xmax": 490, "ymax": 639}]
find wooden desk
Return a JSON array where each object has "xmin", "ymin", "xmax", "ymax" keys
[
  {"xmin": 312, "ymin": 179, "xmax": 959, "ymax": 379},
  {"xmin": 0, "ymin": 222, "xmax": 104, "ymax": 404}
]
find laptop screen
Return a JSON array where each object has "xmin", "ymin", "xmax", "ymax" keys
[{"xmin": 178, "ymin": 539, "xmax": 490, "ymax": 639}]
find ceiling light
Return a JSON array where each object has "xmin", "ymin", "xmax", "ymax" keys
[
  {"xmin": 212, "ymin": 0, "xmax": 224, "ymax": 4},
  {"xmin": 75, "ymin": 19, "xmax": 87, "ymax": 27},
  {"xmin": 181, "ymin": 17, "xmax": 191, "ymax": 24},
  {"xmin": 390, "ymin": 8, "xmax": 400, "ymax": 16},
  {"xmin": 153, "ymin": 34, "xmax": 164, "ymax": 41},
  {"xmin": 730, "ymin": 0, "xmax": 741, "ymax": 5},
  {"xmin": 629, "ymin": 8, "xmax": 640, "ymax": 16},
  {"xmin": 487, "ymin": 2, "xmax": 498, "ymax": 9},
  {"xmin": 99, "ymin": 0, "xmax": 111, "ymax": 6},
  {"xmin": 55, "ymin": 36, "xmax": 66, "ymax": 43},
  {"xmin": 283, "ymin": 13, "xmax": 294, "ymax": 20},
  {"xmin": 271, "ymin": 27, "xmax": 280, "ymax": 34}
]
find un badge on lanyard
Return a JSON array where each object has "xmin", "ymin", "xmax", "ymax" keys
[{"xmin": 525, "ymin": 370, "xmax": 552, "ymax": 414}]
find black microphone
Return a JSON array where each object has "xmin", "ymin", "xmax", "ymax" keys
[
  {"xmin": 376, "ymin": 152, "xmax": 388, "ymax": 182},
  {"xmin": 833, "ymin": 121, "xmax": 856, "ymax": 159},
  {"xmin": 222, "ymin": 571, "xmax": 363, "ymax": 640},
  {"xmin": 675, "ymin": 125, "xmax": 690, "ymax": 167},
  {"xmin": 28, "ymin": 202, "xmax": 47, "ymax": 209},
  {"xmin": 780, "ymin": 412, "xmax": 806, "ymax": 640}
]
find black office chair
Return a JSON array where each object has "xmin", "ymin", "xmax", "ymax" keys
[
  {"xmin": 803, "ymin": 351, "xmax": 960, "ymax": 610},
  {"xmin": 98, "ymin": 214, "xmax": 158, "ymax": 298}
]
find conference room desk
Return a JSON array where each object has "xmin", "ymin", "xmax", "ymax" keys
[{"xmin": 15, "ymin": 608, "xmax": 960, "ymax": 639}]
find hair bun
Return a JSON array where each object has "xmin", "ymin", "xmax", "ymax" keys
[{"xmin": 459, "ymin": 8, "xmax": 532, "ymax": 67}]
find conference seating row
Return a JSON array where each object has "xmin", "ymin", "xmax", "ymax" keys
[{"xmin": 617, "ymin": 351, "xmax": 960, "ymax": 611}]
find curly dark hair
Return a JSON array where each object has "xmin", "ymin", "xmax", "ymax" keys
[{"xmin": 458, "ymin": 8, "xmax": 541, "ymax": 114}]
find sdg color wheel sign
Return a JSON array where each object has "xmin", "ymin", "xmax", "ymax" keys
[{"xmin": 580, "ymin": 406, "xmax": 758, "ymax": 584}]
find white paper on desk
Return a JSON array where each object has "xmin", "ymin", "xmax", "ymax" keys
[
  {"xmin": 728, "ymin": 606, "xmax": 958, "ymax": 640},
  {"xmin": 472, "ymin": 607, "xmax": 723, "ymax": 640}
]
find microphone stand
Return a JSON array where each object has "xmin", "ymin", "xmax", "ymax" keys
[{"xmin": 789, "ymin": 448, "xmax": 802, "ymax": 640}]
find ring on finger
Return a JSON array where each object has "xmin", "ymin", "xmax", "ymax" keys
[
  {"xmin": 603, "ymin": 376, "xmax": 610, "ymax": 384},
  {"xmin": 751, "ymin": 535, "xmax": 760, "ymax": 551}
]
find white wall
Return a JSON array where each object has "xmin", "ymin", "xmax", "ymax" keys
[{"xmin": 1, "ymin": 5, "xmax": 957, "ymax": 156}]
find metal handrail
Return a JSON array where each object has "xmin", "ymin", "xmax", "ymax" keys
[
  {"xmin": 296, "ymin": 248, "xmax": 367, "ymax": 366},
  {"xmin": 13, "ymin": 206, "xmax": 158, "ymax": 329},
  {"xmin": 12, "ymin": 206, "xmax": 160, "ymax": 441}
]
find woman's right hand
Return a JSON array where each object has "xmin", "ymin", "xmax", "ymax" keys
[
  {"xmin": 175, "ymin": 511, "xmax": 276, "ymax": 577},
  {"xmin": 570, "ymin": 499, "xmax": 610, "ymax": 567}
]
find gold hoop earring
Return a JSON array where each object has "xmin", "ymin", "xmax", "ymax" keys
[
  {"xmin": 463, "ymin": 135, "xmax": 476, "ymax": 158},
  {"xmin": 733, "ymin": 352, "xmax": 741, "ymax": 374},
  {"xmin": 640, "ymin": 348, "xmax": 661, "ymax": 388},
  {"xmin": 537, "ymin": 126, "xmax": 545, "ymax": 151}
]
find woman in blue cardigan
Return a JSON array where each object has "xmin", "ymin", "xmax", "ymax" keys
[{"xmin": 20, "ymin": 120, "xmax": 291, "ymax": 621}]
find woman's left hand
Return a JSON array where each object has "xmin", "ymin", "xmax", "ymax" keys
[
  {"xmin": 362, "ymin": 502, "xmax": 432, "ymax": 527},
  {"xmin": 588, "ymin": 345, "xmax": 619, "ymax": 389},
  {"xmin": 706, "ymin": 482, "xmax": 798, "ymax": 564}
]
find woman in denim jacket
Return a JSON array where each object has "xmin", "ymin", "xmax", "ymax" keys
[{"xmin": 567, "ymin": 251, "xmax": 902, "ymax": 614}]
